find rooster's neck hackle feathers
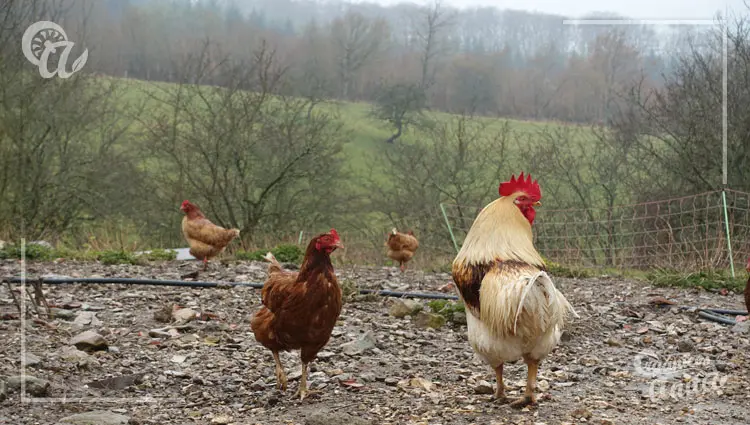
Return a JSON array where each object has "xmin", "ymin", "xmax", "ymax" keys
[{"xmin": 454, "ymin": 193, "xmax": 544, "ymax": 269}]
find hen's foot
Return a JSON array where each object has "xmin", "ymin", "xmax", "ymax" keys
[
  {"xmin": 275, "ymin": 370, "xmax": 287, "ymax": 391},
  {"xmin": 509, "ymin": 395, "xmax": 535, "ymax": 409},
  {"xmin": 294, "ymin": 387, "xmax": 321, "ymax": 401}
]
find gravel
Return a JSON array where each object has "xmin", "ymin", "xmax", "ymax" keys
[{"xmin": 1, "ymin": 259, "xmax": 748, "ymax": 424}]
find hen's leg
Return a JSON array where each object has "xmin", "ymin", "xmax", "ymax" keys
[
  {"xmin": 510, "ymin": 357, "xmax": 538, "ymax": 408},
  {"xmin": 272, "ymin": 351, "xmax": 287, "ymax": 391},
  {"xmin": 493, "ymin": 363, "xmax": 507, "ymax": 402},
  {"xmin": 400, "ymin": 262, "xmax": 405, "ymax": 272},
  {"xmin": 295, "ymin": 362, "xmax": 310, "ymax": 400},
  {"xmin": 202, "ymin": 258, "xmax": 208, "ymax": 271}
]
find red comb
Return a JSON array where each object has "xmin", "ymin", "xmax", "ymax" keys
[
  {"xmin": 181, "ymin": 200, "xmax": 190, "ymax": 206},
  {"xmin": 330, "ymin": 229, "xmax": 339, "ymax": 238},
  {"xmin": 499, "ymin": 172, "xmax": 541, "ymax": 199}
]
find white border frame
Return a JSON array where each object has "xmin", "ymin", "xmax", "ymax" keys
[
  {"xmin": 19, "ymin": 238, "xmax": 183, "ymax": 404},
  {"xmin": 563, "ymin": 17, "xmax": 729, "ymax": 186}
]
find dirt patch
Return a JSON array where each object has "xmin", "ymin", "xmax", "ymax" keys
[{"xmin": 1, "ymin": 260, "xmax": 748, "ymax": 424}]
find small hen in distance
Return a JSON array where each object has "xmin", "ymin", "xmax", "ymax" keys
[
  {"xmin": 180, "ymin": 200, "xmax": 240, "ymax": 271},
  {"xmin": 251, "ymin": 229, "xmax": 343, "ymax": 400},
  {"xmin": 386, "ymin": 228, "xmax": 419, "ymax": 272}
]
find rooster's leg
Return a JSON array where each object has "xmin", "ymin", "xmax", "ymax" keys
[
  {"xmin": 202, "ymin": 258, "xmax": 208, "ymax": 271},
  {"xmin": 400, "ymin": 262, "xmax": 405, "ymax": 272},
  {"xmin": 272, "ymin": 351, "xmax": 287, "ymax": 391},
  {"xmin": 493, "ymin": 363, "xmax": 507, "ymax": 402},
  {"xmin": 510, "ymin": 357, "xmax": 539, "ymax": 409}
]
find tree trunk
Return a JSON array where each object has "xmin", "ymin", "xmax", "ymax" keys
[{"xmin": 385, "ymin": 124, "xmax": 403, "ymax": 144}]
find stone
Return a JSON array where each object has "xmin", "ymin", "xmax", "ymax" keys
[
  {"xmin": 6, "ymin": 375, "xmax": 50, "ymax": 396},
  {"xmin": 73, "ymin": 311, "xmax": 102, "ymax": 328},
  {"xmin": 305, "ymin": 409, "xmax": 373, "ymax": 425},
  {"xmin": 172, "ymin": 308, "xmax": 197, "ymax": 324},
  {"xmin": 389, "ymin": 299, "xmax": 423, "ymax": 318},
  {"xmin": 50, "ymin": 308, "xmax": 76, "ymax": 320},
  {"xmin": 474, "ymin": 380, "xmax": 494, "ymax": 394},
  {"xmin": 452, "ymin": 311, "xmax": 467, "ymax": 325},
  {"xmin": 23, "ymin": 353, "xmax": 42, "ymax": 367},
  {"xmin": 70, "ymin": 330, "xmax": 108, "ymax": 352},
  {"xmin": 677, "ymin": 339, "xmax": 694, "ymax": 352},
  {"xmin": 413, "ymin": 312, "xmax": 446, "ymax": 329},
  {"xmin": 340, "ymin": 331, "xmax": 376, "ymax": 356},
  {"xmin": 58, "ymin": 410, "xmax": 130, "ymax": 425}
]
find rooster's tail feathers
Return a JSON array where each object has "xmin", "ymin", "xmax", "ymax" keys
[
  {"xmin": 512, "ymin": 271, "xmax": 578, "ymax": 335},
  {"xmin": 480, "ymin": 270, "xmax": 577, "ymax": 339}
]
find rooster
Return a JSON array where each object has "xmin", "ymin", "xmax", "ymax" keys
[
  {"xmin": 451, "ymin": 172, "xmax": 577, "ymax": 408},
  {"xmin": 250, "ymin": 229, "xmax": 343, "ymax": 400},
  {"xmin": 386, "ymin": 228, "xmax": 419, "ymax": 272},
  {"xmin": 180, "ymin": 200, "xmax": 240, "ymax": 271}
]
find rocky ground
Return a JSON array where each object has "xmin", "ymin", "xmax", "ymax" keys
[{"xmin": 1, "ymin": 259, "xmax": 749, "ymax": 425}]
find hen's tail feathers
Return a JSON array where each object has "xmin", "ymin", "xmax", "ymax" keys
[
  {"xmin": 512, "ymin": 271, "xmax": 578, "ymax": 336},
  {"xmin": 263, "ymin": 252, "xmax": 283, "ymax": 275}
]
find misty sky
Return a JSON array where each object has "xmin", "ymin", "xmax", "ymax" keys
[{"xmin": 356, "ymin": 0, "xmax": 746, "ymax": 19}]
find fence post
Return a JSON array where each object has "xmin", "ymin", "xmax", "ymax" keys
[
  {"xmin": 297, "ymin": 231, "xmax": 304, "ymax": 245},
  {"xmin": 720, "ymin": 190, "xmax": 735, "ymax": 278},
  {"xmin": 440, "ymin": 203, "xmax": 460, "ymax": 254}
]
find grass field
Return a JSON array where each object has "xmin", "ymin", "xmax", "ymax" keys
[{"xmin": 114, "ymin": 77, "xmax": 590, "ymax": 183}]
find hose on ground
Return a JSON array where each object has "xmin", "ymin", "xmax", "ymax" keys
[
  {"xmin": 3, "ymin": 276, "xmax": 459, "ymax": 300},
  {"xmin": 4, "ymin": 277, "xmax": 746, "ymax": 323}
]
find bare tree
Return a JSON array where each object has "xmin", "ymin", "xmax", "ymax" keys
[
  {"xmin": 142, "ymin": 41, "xmax": 349, "ymax": 239},
  {"xmin": 413, "ymin": 0, "xmax": 454, "ymax": 93},
  {"xmin": 330, "ymin": 11, "xmax": 388, "ymax": 100},
  {"xmin": 367, "ymin": 112, "xmax": 511, "ymax": 247}
]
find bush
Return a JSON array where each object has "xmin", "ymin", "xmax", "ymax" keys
[
  {"xmin": 427, "ymin": 299, "xmax": 465, "ymax": 321},
  {"xmin": 0, "ymin": 243, "xmax": 54, "ymax": 261},
  {"xmin": 141, "ymin": 249, "xmax": 178, "ymax": 261},
  {"xmin": 542, "ymin": 256, "xmax": 592, "ymax": 278},
  {"xmin": 272, "ymin": 244, "xmax": 303, "ymax": 263},
  {"xmin": 235, "ymin": 244, "xmax": 303, "ymax": 263},
  {"xmin": 98, "ymin": 250, "xmax": 136, "ymax": 265},
  {"xmin": 646, "ymin": 268, "xmax": 745, "ymax": 292},
  {"xmin": 235, "ymin": 249, "xmax": 267, "ymax": 261}
]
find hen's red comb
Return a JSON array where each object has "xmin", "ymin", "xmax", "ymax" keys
[
  {"xmin": 329, "ymin": 228, "xmax": 339, "ymax": 239},
  {"xmin": 499, "ymin": 172, "xmax": 541, "ymax": 199},
  {"xmin": 181, "ymin": 200, "xmax": 190, "ymax": 207}
]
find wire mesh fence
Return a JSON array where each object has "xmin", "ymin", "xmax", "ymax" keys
[{"xmin": 440, "ymin": 189, "xmax": 750, "ymax": 272}]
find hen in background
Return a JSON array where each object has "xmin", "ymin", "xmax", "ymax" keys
[
  {"xmin": 452, "ymin": 172, "xmax": 577, "ymax": 408},
  {"xmin": 180, "ymin": 200, "xmax": 240, "ymax": 271},
  {"xmin": 251, "ymin": 229, "xmax": 343, "ymax": 400},
  {"xmin": 386, "ymin": 228, "xmax": 419, "ymax": 272}
]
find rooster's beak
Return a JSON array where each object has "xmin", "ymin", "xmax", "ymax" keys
[
  {"xmin": 335, "ymin": 241, "xmax": 344, "ymax": 249},
  {"xmin": 533, "ymin": 201, "xmax": 542, "ymax": 207}
]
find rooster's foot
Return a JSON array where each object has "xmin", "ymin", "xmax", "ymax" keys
[
  {"xmin": 492, "ymin": 393, "xmax": 508, "ymax": 404},
  {"xmin": 509, "ymin": 395, "xmax": 535, "ymax": 409}
]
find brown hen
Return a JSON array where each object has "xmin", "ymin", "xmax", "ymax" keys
[
  {"xmin": 180, "ymin": 200, "xmax": 240, "ymax": 271},
  {"xmin": 250, "ymin": 229, "xmax": 343, "ymax": 400}
]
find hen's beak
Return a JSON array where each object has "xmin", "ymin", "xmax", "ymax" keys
[
  {"xmin": 533, "ymin": 201, "xmax": 542, "ymax": 207},
  {"xmin": 335, "ymin": 240, "xmax": 344, "ymax": 249}
]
